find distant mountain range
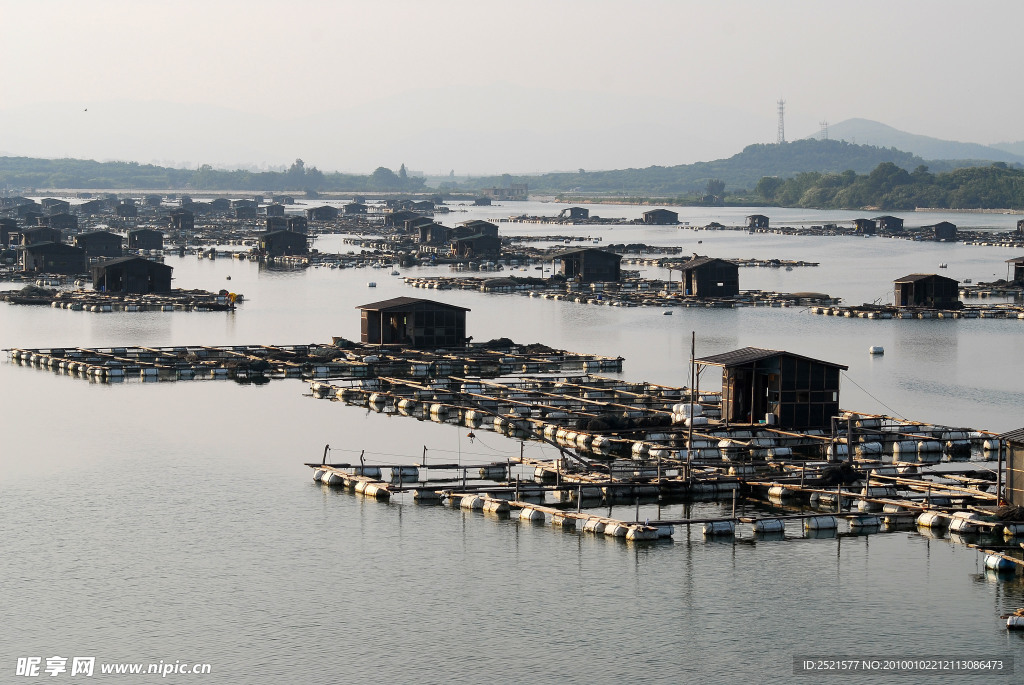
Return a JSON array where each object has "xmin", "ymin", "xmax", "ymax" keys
[
  {"xmin": 807, "ymin": 118, "xmax": 1024, "ymax": 165},
  {"xmin": 468, "ymin": 139, "xmax": 956, "ymax": 196}
]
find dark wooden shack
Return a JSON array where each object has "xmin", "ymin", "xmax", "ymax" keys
[
  {"xmin": 265, "ymin": 216, "xmax": 289, "ymax": 232},
  {"xmin": 1002, "ymin": 427, "xmax": 1024, "ymax": 506},
  {"xmin": 852, "ymin": 218, "xmax": 876, "ymax": 235},
  {"xmin": 115, "ymin": 202, "xmax": 138, "ymax": 218},
  {"xmin": 21, "ymin": 226, "xmax": 62, "ymax": 246},
  {"xmin": 286, "ymin": 216, "xmax": 308, "ymax": 234},
  {"xmin": 91, "ymin": 256, "xmax": 173, "ymax": 293},
  {"xmin": 406, "ymin": 217, "xmax": 435, "ymax": 235},
  {"xmin": 1006, "ymin": 256, "xmax": 1024, "ymax": 284},
  {"xmin": 642, "ymin": 209, "xmax": 679, "ymax": 225},
  {"xmin": 383, "ymin": 210, "xmax": 421, "ymax": 228},
  {"xmin": 559, "ymin": 207, "xmax": 590, "ymax": 220},
  {"xmin": 452, "ymin": 234, "xmax": 501, "ymax": 259},
  {"xmin": 170, "ymin": 209, "xmax": 195, "ymax": 231},
  {"xmin": 894, "ymin": 273, "xmax": 961, "ymax": 309},
  {"xmin": 210, "ymin": 198, "xmax": 231, "ymax": 212},
  {"xmin": 21, "ymin": 243, "xmax": 87, "ymax": 274},
  {"xmin": 144, "ymin": 194, "xmax": 163, "ymax": 208},
  {"xmin": 41, "ymin": 198, "xmax": 71, "ymax": 214},
  {"xmin": 418, "ymin": 223, "xmax": 451, "ymax": 246},
  {"xmin": 307, "ymin": 205, "xmax": 340, "ymax": 221},
  {"xmin": 457, "ymin": 219, "xmax": 499, "ymax": 237},
  {"xmin": 746, "ymin": 214, "xmax": 770, "ymax": 229},
  {"xmin": 874, "ymin": 215, "xmax": 904, "ymax": 233},
  {"xmin": 0, "ymin": 218, "xmax": 16, "ymax": 246},
  {"xmin": 42, "ymin": 213, "xmax": 78, "ymax": 231},
  {"xmin": 357, "ymin": 297, "xmax": 469, "ymax": 348},
  {"xmin": 234, "ymin": 205, "xmax": 257, "ymax": 220},
  {"xmin": 554, "ymin": 248, "xmax": 622, "ymax": 283},
  {"xmin": 343, "ymin": 202, "xmax": 367, "ymax": 215},
  {"xmin": 259, "ymin": 230, "xmax": 308, "ymax": 256},
  {"xmin": 695, "ymin": 347, "xmax": 847, "ymax": 430},
  {"xmin": 76, "ymin": 199, "xmax": 105, "ymax": 216},
  {"xmin": 264, "ymin": 203, "xmax": 285, "ymax": 217},
  {"xmin": 127, "ymin": 228, "xmax": 164, "ymax": 251},
  {"xmin": 679, "ymin": 256, "xmax": 740, "ymax": 297},
  {"xmin": 74, "ymin": 230, "xmax": 123, "ymax": 258},
  {"xmin": 928, "ymin": 221, "xmax": 958, "ymax": 241}
]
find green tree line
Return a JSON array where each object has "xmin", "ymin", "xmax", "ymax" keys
[
  {"xmin": 0, "ymin": 157, "xmax": 425, "ymax": 193},
  {"xmin": 755, "ymin": 162, "xmax": 1024, "ymax": 210}
]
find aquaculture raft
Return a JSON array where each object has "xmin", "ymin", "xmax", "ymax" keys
[{"xmin": 5, "ymin": 340, "xmax": 623, "ymax": 383}]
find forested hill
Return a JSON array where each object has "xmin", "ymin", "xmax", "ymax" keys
[
  {"xmin": 468, "ymin": 139, "xmax": 966, "ymax": 195},
  {"xmin": 755, "ymin": 162, "xmax": 1024, "ymax": 210}
]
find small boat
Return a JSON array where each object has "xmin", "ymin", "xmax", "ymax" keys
[
  {"xmin": 390, "ymin": 270, "xmax": 400, "ymax": 276},
  {"xmin": 939, "ymin": 263, "xmax": 947, "ymax": 268}
]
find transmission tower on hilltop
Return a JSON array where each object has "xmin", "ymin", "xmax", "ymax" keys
[
  {"xmin": 777, "ymin": 99, "xmax": 786, "ymax": 144},
  {"xmin": 819, "ymin": 120, "xmax": 829, "ymax": 141}
]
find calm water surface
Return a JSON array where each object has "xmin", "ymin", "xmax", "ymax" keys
[{"xmin": 2, "ymin": 203, "xmax": 1023, "ymax": 683}]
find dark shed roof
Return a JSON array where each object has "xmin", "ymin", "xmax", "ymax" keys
[
  {"xmin": 1000, "ymin": 428, "xmax": 1024, "ymax": 443},
  {"xmin": 696, "ymin": 347, "xmax": 848, "ymax": 370},
  {"xmin": 357, "ymin": 297, "xmax": 470, "ymax": 312}
]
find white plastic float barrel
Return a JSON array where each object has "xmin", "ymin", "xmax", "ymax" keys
[
  {"xmin": 312, "ymin": 468, "xmax": 325, "ymax": 482},
  {"xmin": 552, "ymin": 514, "xmax": 576, "ymax": 529},
  {"xmin": 916, "ymin": 511, "xmax": 948, "ymax": 529},
  {"xmin": 948, "ymin": 512, "xmax": 981, "ymax": 534},
  {"xmin": 868, "ymin": 346, "xmax": 884, "ymax": 355},
  {"xmin": 397, "ymin": 399, "xmax": 418, "ymax": 416},
  {"xmin": 353, "ymin": 466, "xmax": 382, "ymax": 479},
  {"xmin": 478, "ymin": 465, "xmax": 507, "ymax": 480},
  {"xmin": 603, "ymin": 522, "xmax": 628, "ymax": 537},
  {"xmin": 857, "ymin": 500, "xmax": 882, "ymax": 513},
  {"xmin": 826, "ymin": 443, "xmax": 848, "ymax": 458},
  {"xmin": 582, "ymin": 518, "xmax": 606, "ymax": 534},
  {"xmin": 459, "ymin": 495, "xmax": 484, "ymax": 510},
  {"xmin": 983, "ymin": 439, "xmax": 1001, "ymax": 451},
  {"xmin": 856, "ymin": 442, "xmax": 884, "ymax": 456},
  {"xmin": 804, "ymin": 516, "xmax": 838, "ymax": 530},
  {"xmin": 626, "ymin": 526, "xmax": 658, "ymax": 540},
  {"xmin": 849, "ymin": 515, "xmax": 881, "ymax": 531},
  {"xmin": 768, "ymin": 485, "xmax": 794, "ymax": 499},
  {"xmin": 1007, "ymin": 616, "xmax": 1024, "ymax": 630},
  {"xmin": 390, "ymin": 466, "xmax": 419, "ymax": 482},
  {"xmin": 483, "ymin": 499, "xmax": 510, "ymax": 514},
  {"xmin": 518, "ymin": 507, "xmax": 545, "ymax": 522},
  {"xmin": 985, "ymin": 554, "xmax": 1015, "ymax": 572},
  {"xmin": 321, "ymin": 471, "xmax": 343, "ymax": 486},
  {"xmin": 892, "ymin": 441, "xmax": 917, "ymax": 458},
  {"xmin": 753, "ymin": 519, "xmax": 785, "ymax": 534},
  {"xmin": 702, "ymin": 521, "xmax": 736, "ymax": 536}
]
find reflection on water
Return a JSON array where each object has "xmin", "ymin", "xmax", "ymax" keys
[{"xmin": 2, "ymin": 205, "xmax": 1024, "ymax": 682}]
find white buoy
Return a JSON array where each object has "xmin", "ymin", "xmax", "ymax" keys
[{"xmin": 868, "ymin": 346, "xmax": 884, "ymax": 355}]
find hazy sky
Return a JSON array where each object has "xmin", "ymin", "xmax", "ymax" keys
[{"xmin": 2, "ymin": 0, "xmax": 1022, "ymax": 174}]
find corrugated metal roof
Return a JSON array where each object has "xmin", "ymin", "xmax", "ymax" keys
[
  {"xmin": 94, "ymin": 256, "xmax": 170, "ymax": 269},
  {"xmin": 551, "ymin": 248, "xmax": 621, "ymax": 260},
  {"xmin": 1005, "ymin": 256, "xmax": 1024, "ymax": 264},
  {"xmin": 356, "ymin": 297, "xmax": 470, "ymax": 312},
  {"xmin": 695, "ymin": 346, "xmax": 848, "ymax": 370},
  {"xmin": 893, "ymin": 273, "xmax": 957, "ymax": 283},
  {"xmin": 679, "ymin": 256, "xmax": 733, "ymax": 271},
  {"xmin": 999, "ymin": 428, "xmax": 1024, "ymax": 443}
]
